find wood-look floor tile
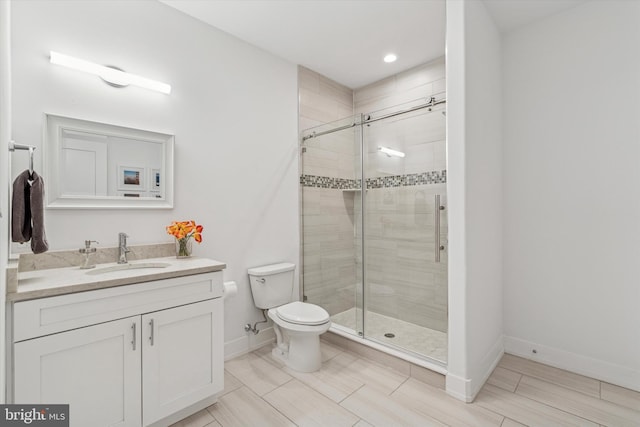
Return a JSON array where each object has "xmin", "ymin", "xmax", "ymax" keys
[
  {"xmin": 501, "ymin": 418, "xmax": 527, "ymax": 427},
  {"xmin": 410, "ymin": 364, "xmax": 446, "ymax": 390},
  {"xmin": 174, "ymin": 343, "xmax": 640, "ymax": 427},
  {"xmin": 488, "ymin": 366, "xmax": 522, "ymax": 392},
  {"xmin": 476, "ymin": 384, "xmax": 598, "ymax": 426},
  {"xmin": 224, "ymin": 352, "xmax": 292, "ymax": 396},
  {"xmin": 320, "ymin": 340, "xmax": 344, "ymax": 362},
  {"xmin": 282, "ymin": 351, "xmax": 364, "ymax": 402},
  {"xmin": 600, "ymin": 382, "xmax": 640, "ymax": 411},
  {"xmin": 346, "ymin": 356, "xmax": 408, "ymax": 395},
  {"xmin": 516, "ymin": 376, "xmax": 640, "ymax": 427},
  {"xmin": 321, "ymin": 333, "xmax": 352, "ymax": 350},
  {"xmin": 263, "ymin": 379, "xmax": 360, "ymax": 427},
  {"xmin": 392, "ymin": 378, "xmax": 503, "ymax": 427},
  {"xmin": 220, "ymin": 370, "xmax": 243, "ymax": 397},
  {"xmin": 341, "ymin": 385, "xmax": 447, "ymax": 427},
  {"xmin": 254, "ymin": 345, "xmax": 287, "ymax": 368},
  {"xmin": 208, "ymin": 387, "xmax": 295, "ymax": 427},
  {"xmin": 252, "ymin": 344, "xmax": 273, "ymax": 359},
  {"xmin": 169, "ymin": 408, "xmax": 216, "ymax": 427},
  {"xmin": 500, "ymin": 354, "xmax": 600, "ymax": 398},
  {"xmin": 348, "ymin": 342, "xmax": 411, "ymax": 375}
]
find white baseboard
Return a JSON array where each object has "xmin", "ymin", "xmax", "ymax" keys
[
  {"xmin": 224, "ymin": 327, "xmax": 275, "ymax": 361},
  {"xmin": 504, "ymin": 336, "xmax": 640, "ymax": 392},
  {"xmin": 470, "ymin": 335, "xmax": 504, "ymax": 399},
  {"xmin": 446, "ymin": 373, "xmax": 473, "ymax": 402},
  {"xmin": 446, "ymin": 334, "xmax": 504, "ymax": 402}
]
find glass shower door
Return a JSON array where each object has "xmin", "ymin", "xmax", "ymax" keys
[
  {"xmin": 361, "ymin": 105, "xmax": 448, "ymax": 363},
  {"xmin": 300, "ymin": 116, "xmax": 364, "ymax": 337}
]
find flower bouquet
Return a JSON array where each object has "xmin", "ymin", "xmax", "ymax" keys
[{"xmin": 166, "ymin": 220, "xmax": 203, "ymax": 258}]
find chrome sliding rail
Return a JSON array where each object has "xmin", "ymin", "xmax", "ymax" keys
[
  {"xmin": 364, "ymin": 97, "xmax": 446, "ymax": 125},
  {"xmin": 301, "ymin": 97, "xmax": 446, "ymax": 142}
]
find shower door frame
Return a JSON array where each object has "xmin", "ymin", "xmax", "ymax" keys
[{"xmin": 300, "ymin": 97, "xmax": 447, "ymax": 365}]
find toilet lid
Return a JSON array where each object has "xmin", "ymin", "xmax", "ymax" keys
[{"xmin": 276, "ymin": 301, "xmax": 330, "ymax": 326}]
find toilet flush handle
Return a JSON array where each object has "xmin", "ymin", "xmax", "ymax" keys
[{"xmin": 256, "ymin": 278, "xmax": 266, "ymax": 284}]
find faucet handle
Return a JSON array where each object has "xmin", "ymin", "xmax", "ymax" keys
[{"xmin": 80, "ymin": 240, "xmax": 98, "ymax": 254}]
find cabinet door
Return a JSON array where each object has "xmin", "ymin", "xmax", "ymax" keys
[
  {"xmin": 14, "ymin": 316, "xmax": 141, "ymax": 427},
  {"xmin": 142, "ymin": 298, "xmax": 223, "ymax": 426}
]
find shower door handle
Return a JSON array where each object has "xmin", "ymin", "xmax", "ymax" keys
[{"xmin": 435, "ymin": 195, "xmax": 444, "ymax": 262}]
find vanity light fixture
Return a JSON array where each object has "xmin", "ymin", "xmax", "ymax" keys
[
  {"xmin": 383, "ymin": 53, "xmax": 397, "ymax": 63},
  {"xmin": 49, "ymin": 51, "xmax": 171, "ymax": 95},
  {"xmin": 378, "ymin": 146, "xmax": 405, "ymax": 158}
]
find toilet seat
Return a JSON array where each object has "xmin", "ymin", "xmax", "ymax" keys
[{"xmin": 275, "ymin": 301, "xmax": 329, "ymax": 326}]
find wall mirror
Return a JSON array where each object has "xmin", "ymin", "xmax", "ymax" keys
[{"xmin": 44, "ymin": 114, "xmax": 174, "ymax": 209}]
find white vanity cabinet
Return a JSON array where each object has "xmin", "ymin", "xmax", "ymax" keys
[
  {"xmin": 142, "ymin": 298, "xmax": 222, "ymax": 426},
  {"xmin": 10, "ymin": 271, "xmax": 224, "ymax": 427},
  {"xmin": 14, "ymin": 316, "xmax": 142, "ymax": 427}
]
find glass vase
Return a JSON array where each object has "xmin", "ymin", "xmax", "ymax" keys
[{"xmin": 175, "ymin": 237, "xmax": 193, "ymax": 258}]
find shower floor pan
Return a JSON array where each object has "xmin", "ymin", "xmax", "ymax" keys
[{"xmin": 330, "ymin": 308, "xmax": 448, "ymax": 363}]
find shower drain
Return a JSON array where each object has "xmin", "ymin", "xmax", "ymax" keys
[{"xmin": 384, "ymin": 333, "xmax": 395, "ymax": 338}]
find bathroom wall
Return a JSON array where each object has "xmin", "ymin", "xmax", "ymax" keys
[
  {"xmin": 298, "ymin": 66, "xmax": 357, "ymax": 316},
  {"xmin": 10, "ymin": 0, "xmax": 299, "ymax": 356},
  {"xmin": 502, "ymin": 0, "xmax": 640, "ymax": 390},
  {"xmin": 354, "ymin": 58, "xmax": 448, "ymax": 332},
  {"xmin": 445, "ymin": 0, "xmax": 503, "ymax": 401},
  {"xmin": 0, "ymin": 0, "xmax": 11, "ymax": 403}
]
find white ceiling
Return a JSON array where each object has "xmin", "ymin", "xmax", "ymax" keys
[
  {"xmin": 160, "ymin": 0, "xmax": 587, "ymax": 90},
  {"xmin": 483, "ymin": 0, "xmax": 588, "ymax": 33},
  {"xmin": 160, "ymin": 0, "xmax": 445, "ymax": 89}
]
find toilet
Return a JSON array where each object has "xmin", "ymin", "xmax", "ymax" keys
[{"xmin": 248, "ymin": 263, "xmax": 331, "ymax": 372}]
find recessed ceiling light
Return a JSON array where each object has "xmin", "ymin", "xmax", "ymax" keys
[{"xmin": 383, "ymin": 53, "xmax": 397, "ymax": 63}]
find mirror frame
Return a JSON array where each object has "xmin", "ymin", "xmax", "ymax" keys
[{"xmin": 44, "ymin": 114, "xmax": 174, "ymax": 209}]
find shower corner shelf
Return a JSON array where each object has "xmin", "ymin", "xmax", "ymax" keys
[{"xmin": 342, "ymin": 189, "xmax": 362, "ymax": 193}]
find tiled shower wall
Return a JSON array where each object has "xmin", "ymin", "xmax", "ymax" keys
[
  {"xmin": 299, "ymin": 58, "xmax": 448, "ymax": 333},
  {"xmin": 299, "ymin": 66, "xmax": 357, "ymax": 316},
  {"xmin": 355, "ymin": 58, "xmax": 448, "ymax": 332}
]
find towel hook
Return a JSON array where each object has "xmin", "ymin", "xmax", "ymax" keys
[{"xmin": 9, "ymin": 140, "xmax": 36, "ymax": 177}]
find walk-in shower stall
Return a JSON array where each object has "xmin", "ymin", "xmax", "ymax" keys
[{"xmin": 300, "ymin": 97, "xmax": 448, "ymax": 365}]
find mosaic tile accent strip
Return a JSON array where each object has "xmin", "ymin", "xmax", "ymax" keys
[
  {"xmin": 366, "ymin": 170, "xmax": 447, "ymax": 188},
  {"xmin": 300, "ymin": 175, "xmax": 359, "ymax": 189},
  {"xmin": 300, "ymin": 170, "xmax": 446, "ymax": 190}
]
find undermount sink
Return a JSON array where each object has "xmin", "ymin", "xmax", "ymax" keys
[{"xmin": 86, "ymin": 262, "xmax": 171, "ymax": 275}]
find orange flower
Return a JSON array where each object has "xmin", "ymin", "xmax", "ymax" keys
[
  {"xmin": 166, "ymin": 220, "xmax": 204, "ymax": 243},
  {"xmin": 192, "ymin": 224, "xmax": 203, "ymax": 243}
]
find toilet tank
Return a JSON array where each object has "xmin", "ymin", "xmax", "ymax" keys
[{"xmin": 247, "ymin": 263, "xmax": 296, "ymax": 309}]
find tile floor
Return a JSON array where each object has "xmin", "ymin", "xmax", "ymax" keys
[
  {"xmin": 331, "ymin": 308, "xmax": 448, "ymax": 362},
  {"xmin": 171, "ymin": 340, "xmax": 640, "ymax": 427}
]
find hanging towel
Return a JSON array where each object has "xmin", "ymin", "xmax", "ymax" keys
[
  {"xmin": 29, "ymin": 171, "xmax": 49, "ymax": 254},
  {"xmin": 11, "ymin": 170, "xmax": 49, "ymax": 254},
  {"xmin": 11, "ymin": 170, "xmax": 32, "ymax": 243}
]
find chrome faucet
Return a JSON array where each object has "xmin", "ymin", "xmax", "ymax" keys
[
  {"xmin": 79, "ymin": 240, "xmax": 98, "ymax": 269},
  {"xmin": 118, "ymin": 232, "xmax": 130, "ymax": 264}
]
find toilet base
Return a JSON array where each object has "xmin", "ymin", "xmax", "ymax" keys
[
  {"xmin": 270, "ymin": 325, "xmax": 327, "ymax": 373},
  {"xmin": 279, "ymin": 331, "xmax": 322, "ymax": 373},
  {"xmin": 266, "ymin": 306, "xmax": 331, "ymax": 373}
]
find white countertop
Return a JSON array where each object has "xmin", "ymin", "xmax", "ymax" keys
[{"xmin": 7, "ymin": 256, "xmax": 226, "ymax": 302}]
